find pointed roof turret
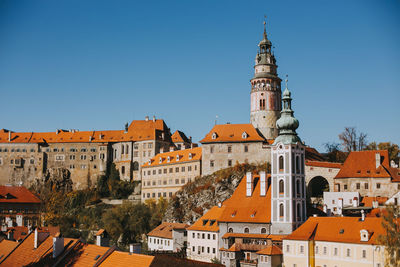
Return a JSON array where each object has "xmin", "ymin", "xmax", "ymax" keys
[{"xmin": 274, "ymin": 75, "xmax": 301, "ymax": 145}]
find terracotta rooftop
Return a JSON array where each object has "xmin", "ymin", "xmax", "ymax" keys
[
  {"xmin": 171, "ymin": 130, "xmax": 191, "ymax": 144},
  {"xmin": 0, "ymin": 119, "xmax": 168, "ymax": 144},
  {"xmin": 305, "ymin": 160, "xmax": 342, "ymax": 169},
  {"xmin": 335, "ymin": 150, "xmax": 400, "ymax": 181},
  {"xmin": 256, "ymin": 244, "xmax": 283, "ymax": 255},
  {"xmin": 305, "ymin": 147, "xmax": 326, "ymax": 161},
  {"xmin": 361, "ymin": 196, "xmax": 388, "ymax": 207},
  {"xmin": 200, "ymin": 124, "xmax": 267, "ymax": 143},
  {"xmin": 0, "ymin": 239, "xmax": 18, "ymax": 259},
  {"xmin": 284, "ymin": 217, "xmax": 385, "ymax": 245},
  {"xmin": 142, "ymin": 147, "xmax": 201, "ymax": 168},
  {"xmin": 187, "ymin": 206, "xmax": 225, "ymax": 232},
  {"xmin": 147, "ymin": 222, "xmax": 189, "ymax": 239},
  {"xmin": 0, "ymin": 186, "xmax": 41, "ymax": 204},
  {"xmin": 58, "ymin": 242, "xmax": 111, "ymax": 266},
  {"xmin": 99, "ymin": 251, "xmax": 154, "ymax": 267}
]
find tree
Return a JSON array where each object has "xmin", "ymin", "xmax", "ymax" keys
[
  {"xmin": 102, "ymin": 202, "xmax": 151, "ymax": 248},
  {"xmin": 323, "ymin": 142, "xmax": 347, "ymax": 163},
  {"xmin": 378, "ymin": 205, "xmax": 400, "ymax": 266},
  {"xmin": 145, "ymin": 197, "xmax": 169, "ymax": 230},
  {"xmin": 338, "ymin": 127, "xmax": 368, "ymax": 152}
]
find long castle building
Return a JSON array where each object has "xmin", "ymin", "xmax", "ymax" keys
[{"xmin": 0, "ymin": 117, "xmax": 193, "ymax": 189}]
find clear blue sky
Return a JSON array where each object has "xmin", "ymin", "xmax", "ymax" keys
[{"xmin": 1, "ymin": 0, "xmax": 399, "ymax": 152}]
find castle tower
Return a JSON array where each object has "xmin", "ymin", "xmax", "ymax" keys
[
  {"xmin": 250, "ymin": 20, "xmax": 282, "ymax": 140},
  {"xmin": 270, "ymin": 78, "xmax": 306, "ymax": 234}
]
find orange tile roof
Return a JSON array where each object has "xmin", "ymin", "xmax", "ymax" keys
[
  {"xmin": 59, "ymin": 242, "xmax": 111, "ymax": 266},
  {"xmin": 284, "ymin": 217, "xmax": 385, "ymax": 245},
  {"xmin": 0, "ymin": 119, "xmax": 167, "ymax": 144},
  {"xmin": 305, "ymin": 160, "xmax": 342, "ymax": 169},
  {"xmin": 335, "ymin": 150, "xmax": 396, "ymax": 179},
  {"xmin": 267, "ymin": 234, "xmax": 286, "ymax": 241},
  {"xmin": 0, "ymin": 239, "xmax": 18, "ymax": 259},
  {"xmin": 256, "ymin": 244, "xmax": 283, "ymax": 255},
  {"xmin": 142, "ymin": 147, "xmax": 201, "ymax": 168},
  {"xmin": 0, "ymin": 231, "xmax": 77, "ymax": 266},
  {"xmin": 0, "ymin": 186, "xmax": 41, "ymax": 204},
  {"xmin": 187, "ymin": 206, "xmax": 225, "ymax": 232},
  {"xmin": 171, "ymin": 130, "xmax": 190, "ymax": 143},
  {"xmin": 148, "ymin": 222, "xmax": 189, "ymax": 239},
  {"xmin": 6, "ymin": 226, "xmax": 29, "ymax": 241},
  {"xmin": 218, "ymin": 174, "xmax": 271, "ymax": 223},
  {"xmin": 361, "ymin": 196, "xmax": 388, "ymax": 207},
  {"xmin": 200, "ymin": 124, "xmax": 265, "ymax": 143},
  {"xmin": 305, "ymin": 147, "xmax": 327, "ymax": 161},
  {"xmin": 222, "ymin": 233, "xmax": 269, "ymax": 239},
  {"xmin": 99, "ymin": 251, "xmax": 154, "ymax": 267}
]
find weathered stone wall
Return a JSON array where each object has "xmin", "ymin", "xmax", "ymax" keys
[
  {"xmin": 335, "ymin": 177, "xmax": 399, "ymax": 198},
  {"xmin": 305, "ymin": 165, "xmax": 340, "ymax": 192},
  {"xmin": 201, "ymin": 142, "xmax": 271, "ymax": 176}
]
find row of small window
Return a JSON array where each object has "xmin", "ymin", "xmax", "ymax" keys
[
  {"xmin": 49, "ymin": 148, "xmax": 97, "ymax": 153},
  {"xmin": 192, "ymin": 232, "xmax": 216, "ymax": 240},
  {"xmin": 210, "ymin": 145, "xmax": 249, "ymax": 153},
  {"xmin": 148, "ymin": 237, "xmax": 169, "ymax": 246},
  {"xmin": 278, "ymin": 154, "xmax": 304, "ymax": 174},
  {"xmin": 143, "ymin": 165, "xmax": 197, "ymax": 176},
  {"xmin": 5, "ymin": 159, "xmax": 34, "ymax": 165},
  {"xmin": 0, "ymin": 148, "xmax": 33, "ymax": 152},
  {"xmin": 143, "ymin": 191, "xmax": 173, "ymax": 199},
  {"xmin": 287, "ymin": 244, "xmax": 366, "ymax": 258},
  {"xmin": 192, "ymin": 246, "xmax": 216, "ymax": 255},
  {"xmin": 69, "ymin": 164, "xmax": 97, "ymax": 169},
  {"xmin": 227, "ymin": 227, "xmax": 267, "ymax": 234},
  {"xmin": 144, "ymin": 178, "xmax": 191, "ymax": 187},
  {"xmin": 61, "ymin": 154, "xmax": 104, "ymax": 161}
]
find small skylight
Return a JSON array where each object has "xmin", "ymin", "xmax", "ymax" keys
[{"xmin": 339, "ymin": 229, "xmax": 344, "ymax": 234}]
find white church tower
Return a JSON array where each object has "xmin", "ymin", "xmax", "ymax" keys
[{"xmin": 270, "ymin": 77, "xmax": 306, "ymax": 234}]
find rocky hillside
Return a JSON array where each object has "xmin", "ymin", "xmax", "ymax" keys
[{"xmin": 163, "ymin": 162, "xmax": 269, "ymax": 224}]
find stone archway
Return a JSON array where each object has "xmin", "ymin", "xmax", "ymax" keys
[{"xmin": 307, "ymin": 176, "xmax": 329, "ymax": 198}]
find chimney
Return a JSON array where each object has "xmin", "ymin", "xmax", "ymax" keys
[
  {"xmin": 372, "ymin": 200, "xmax": 379, "ymax": 209},
  {"xmin": 129, "ymin": 243, "xmax": 141, "ymax": 254},
  {"xmin": 323, "ymin": 204, "xmax": 327, "ymax": 213},
  {"xmin": 160, "ymin": 147, "xmax": 164, "ymax": 153},
  {"xmin": 56, "ymin": 129, "xmax": 59, "ymax": 135},
  {"xmin": 169, "ymin": 146, "xmax": 175, "ymax": 152},
  {"xmin": 361, "ymin": 209, "xmax": 365, "ymax": 221},
  {"xmin": 353, "ymin": 197, "xmax": 358, "ymax": 207},
  {"xmin": 260, "ymin": 171, "xmax": 266, "ymax": 196},
  {"xmin": 338, "ymin": 198, "xmax": 343, "ymax": 215},
  {"xmin": 129, "ymin": 244, "xmax": 134, "ymax": 254},
  {"xmin": 89, "ymin": 136, "xmax": 92, "ymax": 142},
  {"xmin": 152, "ymin": 116, "xmax": 156, "ymax": 122},
  {"xmin": 145, "ymin": 116, "xmax": 149, "ymax": 121},
  {"xmin": 8, "ymin": 131, "xmax": 11, "ymax": 142},
  {"xmin": 375, "ymin": 153, "xmax": 381, "ymax": 169},
  {"xmin": 99, "ymin": 134, "xmax": 103, "ymax": 140},
  {"xmin": 53, "ymin": 234, "xmax": 64, "ymax": 258},
  {"xmin": 246, "ymin": 172, "xmax": 253, "ymax": 197},
  {"xmin": 189, "ymin": 136, "xmax": 192, "ymax": 143},
  {"xmin": 7, "ymin": 229, "xmax": 14, "ymax": 240},
  {"xmin": 34, "ymin": 228, "xmax": 49, "ymax": 249}
]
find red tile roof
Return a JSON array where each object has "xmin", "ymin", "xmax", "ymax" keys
[
  {"xmin": 200, "ymin": 124, "xmax": 266, "ymax": 143},
  {"xmin": 335, "ymin": 150, "xmax": 399, "ymax": 180},
  {"xmin": 0, "ymin": 186, "xmax": 41, "ymax": 204},
  {"xmin": 284, "ymin": 217, "xmax": 385, "ymax": 245},
  {"xmin": 361, "ymin": 196, "xmax": 388, "ymax": 207},
  {"xmin": 305, "ymin": 147, "xmax": 326, "ymax": 161},
  {"xmin": 142, "ymin": 147, "xmax": 201, "ymax": 168},
  {"xmin": 305, "ymin": 160, "xmax": 342, "ymax": 169},
  {"xmin": 0, "ymin": 239, "xmax": 18, "ymax": 259},
  {"xmin": 6, "ymin": 226, "xmax": 29, "ymax": 241},
  {"xmin": 59, "ymin": 242, "xmax": 111, "ymax": 266},
  {"xmin": 187, "ymin": 206, "xmax": 225, "ymax": 232},
  {"xmin": 147, "ymin": 222, "xmax": 189, "ymax": 239},
  {"xmin": 256, "ymin": 244, "xmax": 283, "ymax": 255},
  {"xmin": 0, "ymin": 119, "xmax": 167, "ymax": 144},
  {"xmin": 171, "ymin": 130, "xmax": 190, "ymax": 143}
]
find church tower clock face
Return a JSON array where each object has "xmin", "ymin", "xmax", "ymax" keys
[{"xmin": 250, "ymin": 20, "xmax": 282, "ymax": 140}]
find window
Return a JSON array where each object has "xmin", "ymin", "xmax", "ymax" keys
[
  {"xmin": 346, "ymin": 248, "xmax": 351, "ymax": 257},
  {"xmin": 169, "ymin": 168, "xmax": 173, "ymax": 173},
  {"xmin": 296, "ymin": 156, "xmax": 300, "ymax": 173},
  {"xmin": 279, "ymin": 203, "xmax": 284, "ymax": 217},
  {"xmin": 121, "ymin": 166, "xmax": 125, "ymax": 175},
  {"xmin": 181, "ymin": 166, "xmax": 185, "ymax": 172},
  {"xmin": 300, "ymin": 246, "xmax": 304, "ymax": 254},
  {"xmin": 227, "ymin": 146, "xmax": 232, "ymax": 153},
  {"xmin": 188, "ymin": 166, "xmax": 192, "ymax": 171},
  {"xmin": 261, "ymin": 228, "xmax": 266, "ymax": 234},
  {"xmin": 323, "ymin": 246, "xmax": 327, "ymax": 255},
  {"xmin": 279, "ymin": 156, "xmax": 284, "ymax": 171},
  {"xmin": 334, "ymin": 247, "xmax": 338, "ymax": 256},
  {"xmin": 148, "ymin": 143, "xmax": 153, "ymax": 148},
  {"xmin": 207, "ymin": 233, "xmax": 210, "ymax": 239},
  {"xmin": 81, "ymin": 164, "xmax": 86, "ymax": 169},
  {"xmin": 244, "ymin": 145, "xmax": 248, "ymax": 153},
  {"xmin": 175, "ymin": 179, "xmax": 179, "ymax": 184},
  {"xmin": 286, "ymin": 245, "xmax": 290, "ymax": 252},
  {"xmin": 244, "ymin": 227, "xmax": 249, "ymax": 233},
  {"xmin": 228, "ymin": 228, "xmax": 233, "ymax": 233},
  {"xmin": 69, "ymin": 155, "xmax": 75, "ymax": 160},
  {"xmin": 279, "ymin": 180, "xmax": 284, "ymax": 194},
  {"xmin": 192, "ymin": 233, "xmax": 195, "ymax": 238},
  {"xmin": 175, "ymin": 167, "xmax": 179, "ymax": 173},
  {"xmin": 202, "ymin": 233, "xmax": 205, "ymax": 239},
  {"xmin": 365, "ymin": 183, "xmax": 369, "ymax": 189},
  {"xmin": 80, "ymin": 155, "xmax": 87, "ymax": 160},
  {"xmin": 210, "ymin": 146, "xmax": 214, "ymax": 153},
  {"xmin": 344, "ymin": 184, "xmax": 348, "ymax": 190},
  {"xmin": 213, "ymin": 248, "xmax": 215, "ymax": 254},
  {"xmin": 228, "ymin": 159, "xmax": 232, "ymax": 167},
  {"xmin": 169, "ymin": 192, "xmax": 172, "ymax": 197},
  {"xmin": 153, "ymin": 170, "xmax": 156, "ymax": 175},
  {"xmin": 90, "ymin": 148, "xmax": 96, "ymax": 152},
  {"xmin": 133, "ymin": 151, "xmax": 138, "ymax": 157},
  {"xmin": 362, "ymin": 249, "xmax": 366, "ymax": 258},
  {"xmin": 356, "ymin": 183, "xmax": 360, "ymax": 189},
  {"xmin": 163, "ymin": 168, "xmax": 167, "ymax": 174},
  {"xmin": 213, "ymin": 234, "xmax": 216, "ymax": 240},
  {"xmin": 207, "ymin": 247, "xmax": 210, "ymax": 253},
  {"xmin": 315, "ymin": 246, "xmax": 319, "ymax": 254},
  {"xmin": 81, "ymin": 148, "xmax": 87, "ymax": 152},
  {"xmin": 296, "ymin": 179, "xmax": 301, "ymax": 197},
  {"xmin": 181, "ymin": 178, "xmax": 185, "ymax": 184},
  {"xmin": 376, "ymin": 183, "xmax": 381, "ymax": 189},
  {"xmin": 210, "ymin": 160, "xmax": 214, "ymax": 167},
  {"xmin": 29, "ymin": 159, "xmax": 34, "ymax": 164}
]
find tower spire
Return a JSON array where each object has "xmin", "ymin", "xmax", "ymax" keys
[{"xmin": 263, "ymin": 15, "xmax": 267, "ymax": 39}]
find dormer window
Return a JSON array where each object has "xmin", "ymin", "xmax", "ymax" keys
[
  {"xmin": 242, "ymin": 132, "xmax": 248, "ymax": 139},
  {"xmin": 360, "ymin": 229, "xmax": 369, "ymax": 242},
  {"xmin": 148, "ymin": 159, "xmax": 151, "ymax": 165},
  {"xmin": 167, "ymin": 156, "xmax": 170, "ymax": 163},
  {"xmin": 159, "ymin": 158, "xmax": 162, "ymax": 163},
  {"xmin": 176, "ymin": 155, "xmax": 180, "ymax": 161},
  {"xmin": 212, "ymin": 132, "xmax": 217, "ymax": 140},
  {"xmin": 188, "ymin": 153, "xmax": 192, "ymax": 160},
  {"xmin": 202, "ymin": 219, "xmax": 209, "ymax": 226}
]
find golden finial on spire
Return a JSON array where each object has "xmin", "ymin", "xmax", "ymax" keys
[{"xmin": 263, "ymin": 15, "xmax": 267, "ymax": 38}]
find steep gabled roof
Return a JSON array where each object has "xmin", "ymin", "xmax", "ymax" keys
[
  {"xmin": 0, "ymin": 239, "xmax": 18, "ymax": 259},
  {"xmin": 147, "ymin": 222, "xmax": 189, "ymax": 239},
  {"xmin": 218, "ymin": 174, "xmax": 271, "ymax": 224},
  {"xmin": 256, "ymin": 244, "xmax": 283, "ymax": 255},
  {"xmin": 187, "ymin": 206, "xmax": 225, "ymax": 232},
  {"xmin": 171, "ymin": 130, "xmax": 190, "ymax": 144},
  {"xmin": 58, "ymin": 242, "xmax": 111, "ymax": 266},
  {"xmin": 142, "ymin": 147, "xmax": 201, "ymax": 168},
  {"xmin": 335, "ymin": 150, "xmax": 398, "ymax": 180},
  {"xmin": 284, "ymin": 217, "xmax": 385, "ymax": 245},
  {"xmin": 0, "ymin": 186, "xmax": 40, "ymax": 204},
  {"xmin": 200, "ymin": 124, "xmax": 266, "ymax": 143}
]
